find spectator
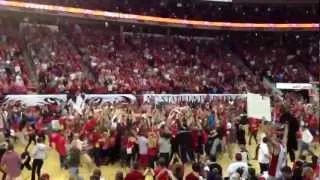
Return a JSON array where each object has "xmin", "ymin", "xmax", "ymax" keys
[
  {"xmin": 20, "ymin": 148, "xmax": 31, "ymax": 171},
  {"xmin": 143, "ymin": 164, "xmax": 155, "ymax": 180},
  {"xmin": 278, "ymin": 166, "xmax": 293, "ymax": 180},
  {"xmin": 258, "ymin": 137, "xmax": 270, "ymax": 174},
  {"xmin": 292, "ymin": 160, "xmax": 303, "ymax": 180},
  {"xmin": 299, "ymin": 125, "xmax": 314, "ymax": 157},
  {"xmin": 227, "ymin": 153, "xmax": 248, "ymax": 179},
  {"xmin": 185, "ymin": 162, "xmax": 203, "ymax": 180},
  {"xmin": 205, "ymin": 155, "xmax": 222, "ymax": 177},
  {"xmin": 115, "ymin": 171, "xmax": 124, "ymax": 180},
  {"xmin": 137, "ymin": 132, "xmax": 149, "ymax": 167},
  {"xmin": 31, "ymin": 136, "xmax": 48, "ymax": 180},
  {"xmin": 248, "ymin": 118, "xmax": 259, "ymax": 145},
  {"xmin": 40, "ymin": 173, "xmax": 50, "ymax": 180},
  {"xmin": 0, "ymin": 144, "xmax": 21, "ymax": 180},
  {"xmin": 124, "ymin": 162, "xmax": 144, "ymax": 180},
  {"xmin": 154, "ymin": 158, "xmax": 169, "ymax": 180},
  {"xmin": 280, "ymin": 106, "xmax": 299, "ymax": 162},
  {"xmin": 171, "ymin": 163, "xmax": 184, "ymax": 180},
  {"xmin": 158, "ymin": 132, "xmax": 171, "ymax": 166},
  {"xmin": 208, "ymin": 127, "xmax": 222, "ymax": 158},
  {"xmin": 302, "ymin": 167, "xmax": 314, "ymax": 180},
  {"xmin": 67, "ymin": 141, "xmax": 82, "ymax": 180},
  {"xmin": 311, "ymin": 156, "xmax": 320, "ymax": 179},
  {"xmin": 51, "ymin": 130, "xmax": 67, "ymax": 169},
  {"xmin": 90, "ymin": 168, "xmax": 105, "ymax": 180}
]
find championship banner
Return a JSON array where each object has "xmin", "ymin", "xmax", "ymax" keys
[{"xmin": 143, "ymin": 94, "xmax": 245, "ymax": 104}]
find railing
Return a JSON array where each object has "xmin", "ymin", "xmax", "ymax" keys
[{"xmin": 0, "ymin": 0, "xmax": 319, "ymax": 31}]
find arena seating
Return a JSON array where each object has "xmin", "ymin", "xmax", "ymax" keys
[
  {"xmin": 23, "ymin": 25, "xmax": 85, "ymax": 94},
  {"xmin": 0, "ymin": 21, "xmax": 317, "ymax": 94},
  {"xmin": 232, "ymin": 32, "xmax": 319, "ymax": 83},
  {"xmin": 66, "ymin": 25, "xmax": 265, "ymax": 94},
  {"xmin": 0, "ymin": 21, "xmax": 29, "ymax": 94},
  {"xmin": 0, "ymin": 3, "xmax": 319, "ymax": 180}
]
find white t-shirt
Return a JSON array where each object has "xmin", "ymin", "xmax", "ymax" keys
[
  {"xmin": 138, "ymin": 136, "xmax": 148, "ymax": 155},
  {"xmin": 258, "ymin": 142, "xmax": 270, "ymax": 164},
  {"xmin": 227, "ymin": 161, "xmax": 248, "ymax": 179},
  {"xmin": 302, "ymin": 129, "xmax": 313, "ymax": 144},
  {"xmin": 159, "ymin": 137, "xmax": 171, "ymax": 153}
]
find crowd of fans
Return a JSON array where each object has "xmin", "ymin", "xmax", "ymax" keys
[
  {"xmin": 23, "ymin": 24, "xmax": 86, "ymax": 94},
  {"xmin": 66, "ymin": 24, "xmax": 265, "ymax": 94},
  {"xmin": 0, "ymin": 1, "xmax": 319, "ymax": 180},
  {"xmin": 0, "ymin": 21, "xmax": 318, "ymax": 95},
  {"xmin": 0, "ymin": 21, "xmax": 30, "ymax": 94},
  {"xmin": 232, "ymin": 32, "xmax": 319, "ymax": 83},
  {"xmin": 15, "ymin": 0, "xmax": 319, "ymax": 22},
  {"xmin": 0, "ymin": 92, "xmax": 318, "ymax": 179}
]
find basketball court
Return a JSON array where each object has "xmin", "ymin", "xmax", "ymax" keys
[{"xmin": 12, "ymin": 128, "xmax": 318, "ymax": 180}]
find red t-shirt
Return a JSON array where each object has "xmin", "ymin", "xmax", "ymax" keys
[
  {"xmin": 82, "ymin": 118, "xmax": 97, "ymax": 133},
  {"xmin": 185, "ymin": 172, "xmax": 200, "ymax": 180},
  {"xmin": 124, "ymin": 170, "xmax": 144, "ymax": 180},
  {"xmin": 35, "ymin": 121, "xmax": 45, "ymax": 135},
  {"xmin": 56, "ymin": 135, "xmax": 67, "ymax": 156},
  {"xmin": 126, "ymin": 138, "xmax": 135, "ymax": 149},
  {"xmin": 306, "ymin": 114, "xmax": 318, "ymax": 129},
  {"xmin": 154, "ymin": 167, "xmax": 169, "ymax": 180},
  {"xmin": 59, "ymin": 117, "xmax": 66, "ymax": 130},
  {"xmin": 170, "ymin": 123, "xmax": 178, "ymax": 138},
  {"xmin": 49, "ymin": 132, "xmax": 59, "ymax": 147},
  {"xmin": 89, "ymin": 132, "xmax": 101, "ymax": 146}
]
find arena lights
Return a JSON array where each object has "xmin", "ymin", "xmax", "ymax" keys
[{"xmin": 0, "ymin": 0, "xmax": 319, "ymax": 31}]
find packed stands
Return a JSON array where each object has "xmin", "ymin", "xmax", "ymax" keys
[
  {"xmin": 0, "ymin": 20, "xmax": 29, "ymax": 94},
  {"xmin": 232, "ymin": 32, "xmax": 319, "ymax": 83},
  {"xmin": 0, "ymin": 1, "xmax": 319, "ymax": 180},
  {"xmin": 23, "ymin": 24, "xmax": 87, "ymax": 94},
  {"xmin": 0, "ymin": 21, "xmax": 318, "ymax": 94},
  {"xmin": 67, "ymin": 24, "xmax": 265, "ymax": 94}
]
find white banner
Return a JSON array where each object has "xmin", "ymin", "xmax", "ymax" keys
[
  {"xmin": 2, "ymin": 94, "xmax": 245, "ymax": 106},
  {"xmin": 143, "ymin": 94, "xmax": 245, "ymax": 104},
  {"xmin": 83, "ymin": 94, "xmax": 137, "ymax": 105},
  {"xmin": 1, "ymin": 94, "xmax": 137, "ymax": 107},
  {"xmin": 1, "ymin": 94, "xmax": 66, "ymax": 106},
  {"xmin": 276, "ymin": 83, "xmax": 312, "ymax": 90},
  {"xmin": 247, "ymin": 93, "xmax": 271, "ymax": 121}
]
